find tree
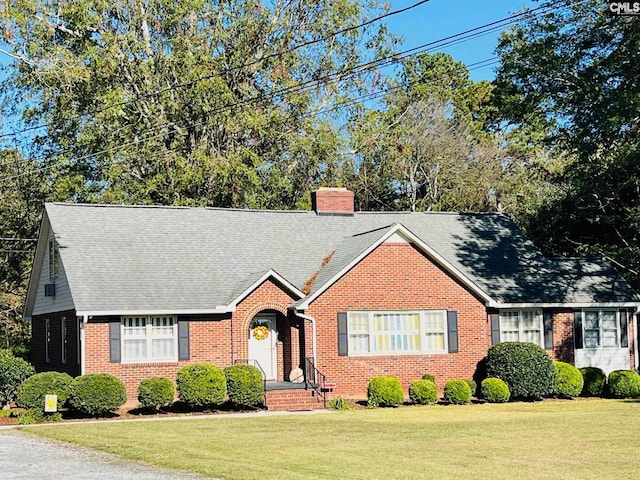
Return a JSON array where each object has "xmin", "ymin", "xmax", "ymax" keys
[
  {"xmin": 492, "ymin": 0, "xmax": 640, "ymax": 286},
  {"xmin": 347, "ymin": 52, "xmax": 504, "ymax": 212},
  {"xmin": 0, "ymin": 150, "xmax": 50, "ymax": 356},
  {"xmin": 0, "ymin": 0, "xmax": 395, "ymax": 208}
]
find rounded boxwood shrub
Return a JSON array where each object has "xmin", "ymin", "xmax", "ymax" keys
[
  {"xmin": 0, "ymin": 354, "xmax": 35, "ymax": 407},
  {"xmin": 608, "ymin": 370, "xmax": 640, "ymax": 399},
  {"xmin": 367, "ymin": 376, "xmax": 404, "ymax": 407},
  {"xmin": 553, "ymin": 361, "xmax": 583, "ymax": 398},
  {"xmin": 68, "ymin": 374, "xmax": 127, "ymax": 416},
  {"xmin": 579, "ymin": 367, "xmax": 607, "ymax": 397},
  {"xmin": 421, "ymin": 373, "xmax": 436, "ymax": 384},
  {"xmin": 486, "ymin": 342, "xmax": 555, "ymax": 399},
  {"xmin": 409, "ymin": 380, "xmax": 438, "ymax": 405},
  {"xmin": 224, "ymin": 364, "xmax": 264, "ymax": 408},
  {"xmin": 480, "ymin": 377, "xmax": 510, "ymax": 403},
  {"xmin": 176, "ymin": 363, "xmax": 227, "ymax": 408},
  {"xmin": 137, "ymin": 377, "xmax": 175, "ymax": 410},
  {"xmin": 16, "ymin": 371, "xmax": 73, "ymax": 410},
  {"xmin": 443, "ymin": 380, "xmax": 472, "ymax": 405}
]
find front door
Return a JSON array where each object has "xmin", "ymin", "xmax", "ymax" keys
[{"xmin": 248, "ymin": 315, "xmax": 277, "ymax": 380}]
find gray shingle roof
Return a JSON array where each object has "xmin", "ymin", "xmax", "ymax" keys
[{"xmin": 43, "ymin": 202, "xmax": 639, "ymax": 313}]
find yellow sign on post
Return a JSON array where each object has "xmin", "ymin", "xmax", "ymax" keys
[{"xmin": 44, "ymin": 394, "xmax": 58, "ymax": 413}]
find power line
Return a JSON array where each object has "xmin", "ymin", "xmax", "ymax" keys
[
  {"xmin": 0, "ymin": 2, "xmax": 562, "ymax": 183},
  {"xmin": 0, "ymin": 0, "xmax": 432, "ymax": 141}
]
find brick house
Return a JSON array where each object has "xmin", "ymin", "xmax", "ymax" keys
[{"xmin": 24, "ymin": 188, "xmax": 640, "ymax": 408}]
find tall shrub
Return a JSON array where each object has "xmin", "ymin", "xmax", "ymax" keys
[
  {"xmin": 0, "ymin": 354, "xmax": 35, "ymax": 407},
  {"xmin": 367, "ymin": 376, "xmax": 404, "ymax": 407},
  {"xmin": 16, "ymin": 371, "xmax": 73, "ymax": 409},
  {"xmin": 553, "ymin": 361, "xmax": 583, "ymax": 398},
  {"xmin": 176, "ymin": 363, "xmax": 227, "ymax": 408},
  {"xmin": 485, "ymin": 342, "xmax": 555, "ymax": 399},
  {"xmin": 579, "ymin": 367, "xmax": 607, "ymax": 397},
  {"xmin": 224, "ymin": 364, "xmax": 264, "ymax": 409},
  {"xmin": 68, "ymin": 374, "xmax": 127, "ymax": 416}
]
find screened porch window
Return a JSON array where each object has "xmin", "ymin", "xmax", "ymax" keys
[
  {"xmin": 121, "ymin": 316, "xmax": 177, "ymax": 362},
  {"xmin": 347, "ymin": 310, "xmax": 447, "ymax": 355}
]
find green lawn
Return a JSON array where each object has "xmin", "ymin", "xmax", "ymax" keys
[{"xmin": 21, "ymin": 399, "xmax": 640, "ymax": 480}]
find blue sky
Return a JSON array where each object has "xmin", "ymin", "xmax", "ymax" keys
[{"xmin": 386, "ymin": 0, "xmax": 537, "ymax": 81}]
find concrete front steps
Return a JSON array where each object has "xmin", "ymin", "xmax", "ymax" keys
[{"xmin": 264, "ymin": 383, "xmax": 325, "ymax": 411}]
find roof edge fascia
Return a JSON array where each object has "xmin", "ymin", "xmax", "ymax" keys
[
  {"xmin": 227, "ymin": 269, "xmax": 305, "ymax": 309},
  {"xmin": 296, "ymin": 223, "xmax": 496, "ymax": 310},
  {"xmin": 488, "ymin": 301, "xmax": 640, "ymax": 309},
  {"xmin": 23, "ymin": 208, "xmax": 51, "ymax": 319},
  {"xmin": 76, "ymin": 307, "xmax": 234, "ymax": 317}
]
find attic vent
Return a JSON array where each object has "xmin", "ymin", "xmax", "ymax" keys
[
  {"xmin": 44, "ymin": 283, "xmax": 56, "ymax": 297},
  {"xmin": 311, "ymin": 187, "xmax": 354, "ymax": 216}
]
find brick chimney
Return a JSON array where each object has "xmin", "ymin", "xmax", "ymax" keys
[{"xmin": 311, "ymin": 187, "xmax": 355, "ymax": 216}]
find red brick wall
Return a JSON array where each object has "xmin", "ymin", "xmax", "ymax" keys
[
  {"xmin": 306, "ymin": 242, "xmax": 489, "ymax": 398},
  {"xmin": 550, "ymin": 309, "xmax": 575, "ymax": 363},
  {"xmin": 82, "ymin": 280, "xmax": 298, "ymax": 401}
]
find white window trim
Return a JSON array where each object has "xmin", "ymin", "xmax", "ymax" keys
[
  {"xmin": 347, "ymin": 310, "xmax": 448, "ymax": 356},
  {"xmin": 499, "ymin": 309, "xmax": 544, "ymax": 347},
  {"xmin": 61, "ymin": 317, "xmax": 67, "ymax": 364},
  {"xmin": 45, "ymin": 318, "xmax": 51, "ymax": 363},
  {"xmin": 582, "ymin": 309, "xmax": 619, "ymax": 349},
  {"xmin": 121, "ymin": 315, "xmax": 178, "ymax": 363}
]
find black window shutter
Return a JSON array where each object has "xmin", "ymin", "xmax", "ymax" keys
[
  {"xmin": 619, "ymin": 310, "xmax": 629, "ymax": 348},
  {"xmin": 490, "ymin": 313, "xmax": 500, "ymax": 345},
  {"xmin": 178, "ymin": 320, "xmax": 190, "ymax": 360},
  {"xmin": 574, "ymin": 311, "xmax": 583, "ymax": 350},
  {"xmin": 337, "ymin": 312, "xmax": 348, "ymax": 356},
  {"xmin": 447, "ymin": 311, "xmax": 458, "ymax": 353},
  {"xmin": 109, "ymin": 321, "xmax": 121, "ymax": 363},
  {"xmin": 543, "ymin": 311, "xmax": 554, "ymax": 350}
]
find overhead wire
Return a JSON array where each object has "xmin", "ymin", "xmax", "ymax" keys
[{"xmin": 0, "ymin": 1, "xmax": 562, "ymax": 183}]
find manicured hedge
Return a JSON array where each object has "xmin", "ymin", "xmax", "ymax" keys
[
  {"xmin": 464, "ymin": 379, "xmax": 477, "ymax": 397},
  {"xmin": 0, "ymin": 354, "xmax": 35, "ymax": 407},
  {"xmin": 68, "ymin": 374, "xmax": 127, "ymax": 416},
  {"xmin": 480, "ymin": 378, "xmax": 510, "ymax": 403},
  {"xmin": 608, "ymin": 370, "xmax": 640, "ymax": 399},
  {"xmin": 409, "ymin": 380, "xmax": 438, "ymax": 405},
  {"xmin": 367, "ymin": 376, "xmax": 404, "ymax": 407},
  {"xmin": 176, "ymin": 363, "xmax": 227, "ymax": 408},
  {"xmin": 486, "ymin": 342, "xmax": 555, "ymax": 399},
  {"xmin": 421, "ymin": 374, "xmax": 436, "ymax": 384},
  {"xmin": 137, "ymin": 377, "xmax": 175, "ymax": 410},
  {"xmin": 224, "ymin": 364, "xmax": 264, "ymax": 408},
  {"xmin": 553, "ymin": 361, "xmax": 583, "ymax": 398},
  {"xmin": 16, "ymin": 371, "xmax": 73, "ymax": 409},
  {"xmin": 579, "ymin": 367, "xmax": 607, "ymax": 397},
  {"xmin": 443, "ymin": 380, "xmax": 472, "ymax": 405}
]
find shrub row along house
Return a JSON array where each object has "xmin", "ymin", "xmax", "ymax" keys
[{"xmin": 24, "ymin": 188, "xmax": 640, "ymax": 409}]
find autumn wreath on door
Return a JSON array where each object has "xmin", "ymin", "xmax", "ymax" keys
[{"xmin": 252, "ymin": 325, "xmax": 269, "ymax": 341}]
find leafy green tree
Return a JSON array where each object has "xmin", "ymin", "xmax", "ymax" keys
[
  {"xmin": 0, "ymin": 150, "xmax": 50, "ymax": 356},
  {"xmin": 348, "ymin": 52, "xmax": 504, "ymax": 212},
  {"xmin": 0, "ymin": 0, "xmax": 395, "ymax": 208},
  {"xmin": 492, "ymin": 0, "xmax": 640, "ymax": 286}
]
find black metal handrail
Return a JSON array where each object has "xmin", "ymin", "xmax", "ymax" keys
[
  {"xmin": 234, "ymin": 358, "xmax": 268, "ymax": 408},
  {"xmin": 304, "ymin": 356, "xmax": 328, "ymax": 409}
]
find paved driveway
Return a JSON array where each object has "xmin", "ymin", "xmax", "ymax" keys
[{"xmin": 0, "ymin": 430, "xmax": 214, "ymax": 479}]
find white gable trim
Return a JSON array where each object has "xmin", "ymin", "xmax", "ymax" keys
[
  {"xmin": 77, "ymin": 308, "xmax": 234, "ymax": 317},
  {"xmin": 296, "ymin": 223, "xmax": 496, "ymax": 310},
  {"xmin": 24, "ymin": 210, "xmax": 53, "ymax": 319},
  {"xmin": 227, "ymin": 269, "xmax": 305, "ymax": 309}
]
